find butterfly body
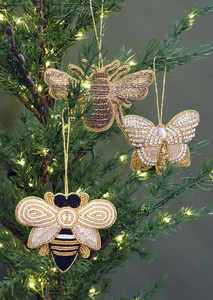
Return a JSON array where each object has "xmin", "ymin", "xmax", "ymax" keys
[
  {"xmin": 15, "ymin": 192, "xmax": 117, "ymax": 272},
  {"xmin": 44, "ymin": 60, "xmax": 154, "ymax": 131},
  {"xmin": 121, "ymin": 110, "xmax": 200, "ymax": 174}
]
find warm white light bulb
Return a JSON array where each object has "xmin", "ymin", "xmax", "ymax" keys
[
  {"xmin": 38, "ymin": 85, "xmax": 43, "ymax": 92},
  {"xmin": 46, "ymin": 61, "xmax": 51, "ymax": 67},
  {"xmin": 186, "ymin": 210, "xmax": 191, "ymax": 216},
  {"xmin": 129, "ymin": 60, "xmax": 136, "ymax": 66},
  {"xmin": 89, "ymin": 288, "xmax": 96, "ymax": 293},
  {"xmin": 93, "ymin": 257, "xmax": 97, "ymax": 260},
  {"xmin": 29, "ymin": 282, "xmax": 35, "ymax": 288},
  {"xmin": 0, "ymin": 14, "xmax": 4, "ymax": 21},
  {"xmin": 189, "ymin": 13, "xmax": 195, "ymax": 19},
  {"xmin": 19, "ymin": 159, "xmax": 25, "ymax": 166},
  {"xmin": 17, "ymin": 18, "xmax": 21, "ymax": 24},
  {"xmin": 164, "ymin": 217, "xmax": 170, "ymax": 223},
  {"xmin": 0, "ymin": 243, "xmax": 3, "ymax": 248},
  {"xmin": 120, "ymin": 155, "xmax": 125, "ymax": 162},
  {"xmin": 76, "ymin": 188, "xmax": 82, "ymax": 194},
  {"xmin": 103, "ymin": 192, "xmax": 109, "ymax": 198},
  {"xmin": 82, "ymin": 81, "xmax": 91, "ymax": 89},
  {"xmin": 77, "ymin": 32, "xmax": 83, "ymax": 37},
  {"xmin": 29, "ymin": 183, "xmax": 33, "ymax": 187},
  {"xmin": 49, "ymin": 168, "xmax": 54, "ymax": 173}
]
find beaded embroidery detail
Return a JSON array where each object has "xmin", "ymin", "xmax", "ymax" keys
[
  {"xmin": 15, "ymin": 192, "xmax": 117, "ymax": 272},
  {"xmin": 44, "ymin": 60, "xmax": 154, "ymax": 132},
  {"xmin": 120, "ymin": 110, "xmax": 200, "ymax": 175}
]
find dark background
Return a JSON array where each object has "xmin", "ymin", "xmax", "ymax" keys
[{"xmin": 1, "ymin": 0, "xmax": 213, "ymax": 299}]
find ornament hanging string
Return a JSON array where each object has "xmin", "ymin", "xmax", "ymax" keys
[
  {"xmin": 153, "ymin": 56, "xmax": 167, "ymax": 124},
  {"xmin": 89, "ymin": 0, "xmax": 104, "ymax": 68},
  {"xmin": 61, "ymin": 108, "xmax": 71, "ymax": 195}
]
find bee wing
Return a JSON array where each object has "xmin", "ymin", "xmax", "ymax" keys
[
  {"xmin": 72, "ymin": 224, "xmax": 101, "ymax": 250},
  {"xmin": 111, "ymin": 70, "xmax": 154, "ymax": 104},
  {"xmin": 77, "ymin": 200, "xmax": 117, "ymax": 229},
  {"xmin": 166, "ymin": 110, "xmax": 200, "ymax": 144},
  {"xmin": 28, "ymin": 224, "xmax": 61, "ymax": 248},
  {"xmin": 15, "ymin": 197, "xmax": 58, "ymax": 227},
  {"xmin": 44, "ymin": 68, "xmax": 75, "ymax": 99}
]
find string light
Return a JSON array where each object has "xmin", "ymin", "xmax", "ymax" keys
[
  {"xmin": 89, "ymin": 288, "xmax": 96, "ymax": 293},
  {"xmin": 42, "ymin": 149, "xmax": 49, "ymax": 155},
  {"xmin": 82, "ymin": 81, "xmax": 91, "ymax": 89},
  {"xmin": 128, "ymin": 60, "xmax": 136, "ymax": 66},
  {"xmin": 52, "ymin": 267, "xmax": 57, "ymax": 272},
  {"xmin": 76, "ymin": 32, "xmax": 83, "ymax": 37},
  {"xmin": 29, "ymin": 183, "xmax": 33, "ymax": 187},
  {"xmin": 189, "ymin": 13, "xmax": 195, "ymax": 19},
  {"xmin": 93, "ymin": 257, "xmax": 97, "ymax": 260},
  {"xmin": 119, "ymin": 155, "xmax": 126, "ymax": 162},
  {"xmin": 29, "ymin": 282, "xmax": 35, "ymax": 288},
  {"xmin": 38, "ymin": 279, "xmax": 42, "ymax": 282},
  {"xmin": 164, "ymin": 217, "xmax": 170, "ymax": 223},
  {"xmin": 137, "ymin": 171, "xmax": 147, "ymax": 178},
  {"xmin": 17, "ymin": 18, "xmax": 22, "ymax": 24},
  {"xmin": 46, "ymin": 61, "xmax": 51, "ymax": 67},
  {"xmin": 0, "ymin": 243, "xmax": 3, "ymax": 248},
  {"xmin": 38, "ymin": 85, "xmax": 43, "ymax": 92},
  {"xmin": 103, "ymin": 192, "xmax": 109, "ymax": 198},
  {"xmin": 18, "ymin": 159, "xmax": 25, "ymax": 166},
  {"xmin": 186, "ymin": 210, "xmax": 191, "ymax": 216},
  {"xmin": 0, "ymin": 14, "xmax": 4, "ymax": 21},
  {"xmin": 49, "ymin": 168, "xmax": 54, "ymax": 173}
]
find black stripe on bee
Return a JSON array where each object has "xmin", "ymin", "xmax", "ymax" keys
[
  {"xmin": 50, "ymin": 229, "xmax": 80, "ymax": 272},
  {"xmin": 50, "ymin": 194, "xmax": 82, "ymax": 272}
]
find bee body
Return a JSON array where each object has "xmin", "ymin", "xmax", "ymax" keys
[{"xmin": 49, "ymin": 228, "xmax": 80, "ymax": 272}]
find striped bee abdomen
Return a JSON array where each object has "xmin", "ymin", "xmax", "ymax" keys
[{"xmin": 50, "ymin": 228, "xmax": 80, "ymax": 272}]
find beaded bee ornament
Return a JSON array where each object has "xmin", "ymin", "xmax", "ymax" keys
[
  {"xmin": 15, "ymin": 192, "xmax": 117, "ymax": 272},
  {"xmin": 44, "ymin": 60, "xmax": 154, "ymax": 132}
]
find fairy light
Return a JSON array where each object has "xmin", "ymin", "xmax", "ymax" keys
[
  {"xmin": 38, "ymin": 279, "xmax": 42, "ymax": 282},
  {"xmin": 42, "ymin": 149, "xmax": 49, "ymax": 155},
  {"xmin": 76, "ymin": 32, "xmax": 83, "ymax": 37},
  {"xmin": 186, "ymin": 210, "xmax": 191, "ymax": 216},
  {"xmin": 93, "ymin": 256, "xmax": 97, "ymax": 260},
  {"xmin": 18, "ymin": 159, "xmax": 25, "ymax": 166},
  {"xmin": 0, "ymin": 14, "xmax": 4, "ymax": 21},
  {"xmin": 46, "ymin": 61, "xmax": 51, "ymax": 67},
  {"xmin": 103, "ymin": 192, "xmax": 109, "ymax": 198},
  {"xmin": 82, "ymin": 81, "xmax": 91, "ymax": 89},
  {"xmin": 164, "ymin": 217, "xmax": 170, "ymax": 223},
  {"xmin": 128, "ymin": 60, "xmax": 136, "ymax": 66},
  {"xmin": 120, "ymin": 155, "xmax": 126, "ymax": 162},
  {"xmin": 38, "ymin": 85, "xmax": 43, "ymax": 92},
  {"xmin": 52, "ymin": 267, "xmax": 57, "ymax": 272},
  {"xmin": 49, "ymin": 168, "xmax": 54, "ymax": 173},
  {"xmin": 29, "ymin": 282, "xmax": 35, "ymax": 288},
  {"xmin": 189, "ymin": 13, "xmax": 195, "ymax": 19},
  {"xmin": 137, "ymin": 171, "xmax": 147, "ymax": 178},
  {"xmin": 17, "ymin": 18, "xmax": 22, "ymax": 24},
  {"xmin": 0, "ymin": 243, "xmax": 3, "ymax": 248},
  {"xmin": 76, "ymin": 188, "xmax": 82, "ymax": 194},
  {"xmin": 29, "ymin": 183, "xmax": 33, "ymax": 187}
]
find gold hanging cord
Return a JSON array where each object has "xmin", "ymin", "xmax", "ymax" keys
[
  {"xmin": 61, "ymin": 108, "xmax": 71, "ymax": 195},
  {"xmin": 89, "ymin": 0, "xmax": 104, "ymax": 68},
  {"xmin": 153, "ymin": 56, "xmax": 167, "ymax": 124}
]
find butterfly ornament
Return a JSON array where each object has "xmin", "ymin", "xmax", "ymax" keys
[
  {"xmin": 44, "ymin": 60, "xmax": 154, "ymax": 132},
  {"xmin": 15, "ymin": 192, "xmax": 117, "ymax": 272},
  {"xmin": 120, "ymin": 111, "xmax": 200, "ymax": 175}
]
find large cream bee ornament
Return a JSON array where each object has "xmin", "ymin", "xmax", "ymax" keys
[
  {"xmin": 44, "ymin": 60, "xmax": 154, "ymax": 132},
  {"xmin": 15, "ymin": 192, "xmax": 117, "ymax": 272}
]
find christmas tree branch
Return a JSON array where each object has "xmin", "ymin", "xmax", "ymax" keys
[{"xmin": 5, "ymin": 25, "xmax": 44, "ymax": 122}]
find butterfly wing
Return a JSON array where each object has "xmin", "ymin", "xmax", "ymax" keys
[
  {"xmin": 111, "ymin": 70, "xmax": 154, "ymax": 107},
  {"xmin": 121, "ymin": 115, "xmax": 161, "ymax": 171},
  {"xmin": 72, "ymin": 224, "xmax": 101, "ymax": 250},
  {"xmin": 28, "ymin": 224, "xmax": 61, "ymax": 248},
  {"xmin": 44, "ymin": 68, "xmax": 75, "ymax": 99},
  {"xmin": 166, "ymin": 110, "xmax": 200, "ymax": 164},
  {"xmin": 15, "ymin": 196, "xmax": 58, "ymax": 227}
]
